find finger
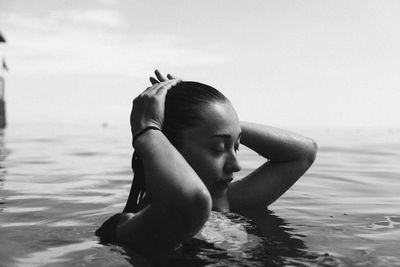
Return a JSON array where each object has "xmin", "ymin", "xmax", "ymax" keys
[
  {"xmin": 149, "ymin": 76, "xmax": 159, "ymax": 85},
  {"xmin": 166, "ymin": 73, "xmax": 177, "ymax": 80},
  {"xmin": 141, "ymin": 78, "xmax": 178, "ymax": 97},
  {"xmin": 146, "ymin": 82, "xmax": 164, "ymax": 95},
  {"xmin": 141, "ymin": 85, "xmax": 156, "ymax": 95},
  {"xmin": 156, "ymin": 79, "xmax": 180, "ymax": 94},
  {"xmin": 140, "ymin": 83, "xmax": 161, "ymax": 97},
  {"xmin": 169, "ymin": 78, "xmax": 181, "ymax": 86},
  {"xmin": 155, "ymin": 69, "xmax": 168, "ymax": 82},
  {"xmin": 145, "ymin": 79, "xmax": 175, "ymax": 96}
]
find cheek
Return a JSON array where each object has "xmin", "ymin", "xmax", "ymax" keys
[{"xmin": 185, "ymin": 152, "xmax": 222, "ymax": 183}]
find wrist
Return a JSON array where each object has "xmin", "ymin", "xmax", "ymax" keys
[{"xmin": 132, "ymin": 126, "xmax": 161, "ymax": 148}]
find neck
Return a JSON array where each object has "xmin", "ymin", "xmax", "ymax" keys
[{"xmin": 212, "ymin": 195, "xmax": 230, "ymax": 212}]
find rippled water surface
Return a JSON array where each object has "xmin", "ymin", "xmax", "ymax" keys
[{"xmin": 0, "ymin": 124, "xmax": 399, "ymax": 266}]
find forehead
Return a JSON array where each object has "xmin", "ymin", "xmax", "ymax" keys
[{"xmin": 183, "ymin": 102, "xmax": 241, "ymax": 140}]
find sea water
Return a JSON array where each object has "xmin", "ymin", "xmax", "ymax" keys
[{"xmin": 0, "ymin": 123, "xmax": 399, "ymax": 266}]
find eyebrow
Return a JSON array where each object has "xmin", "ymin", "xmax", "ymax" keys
[{"xmin": 209, "ymin": 133, "xmax": 242, "ymax": 140}]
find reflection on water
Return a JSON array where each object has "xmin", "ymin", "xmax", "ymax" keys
[{"xmin": 0, "ymin": 124, "xmax": 400, "ymax": 266}]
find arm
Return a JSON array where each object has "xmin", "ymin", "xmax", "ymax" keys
[
  {"xmin": 228, "ymin": 121, "xmax": 317, "ymax": 211},
  {"xmin": 116, "ymin": 79, "xmax": 212, "ymax": 256}
]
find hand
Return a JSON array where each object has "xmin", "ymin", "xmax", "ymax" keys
[
  {"xmin": 149, "ymin": 69, "xmax": 179, "ymax": 84},
  {"xmin": 130, "ymin": 78, "xmax": 181, "ymax": 137}
]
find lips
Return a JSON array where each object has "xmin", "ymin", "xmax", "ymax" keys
[{"xmin": 216, "ymin": 177, "xmax": 234, "ymax": 185}]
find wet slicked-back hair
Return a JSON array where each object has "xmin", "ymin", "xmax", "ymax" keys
[{"xmin": 124, "ymin": 81, "xmax": 228, "ymax": 213}]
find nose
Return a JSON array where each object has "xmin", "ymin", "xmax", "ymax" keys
[{"xmin": 224, "ymin": 153, "xmax": 242, "ymax": 173}]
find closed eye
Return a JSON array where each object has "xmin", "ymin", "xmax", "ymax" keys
[
  {"xmin": 210, "ymin": 143, "xmax": 225, "ymax": 153},
  {"xmin": 208, "ymin": 133, "xmax": 241, "ymax": 154}
]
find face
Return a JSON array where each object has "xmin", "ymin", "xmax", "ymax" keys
[{"xmin": 179, "ymin": 101, "xmax": 242, "ymax": 198}]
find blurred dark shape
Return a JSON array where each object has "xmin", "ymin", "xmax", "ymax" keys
[
  {"xmin": 0, "ymin": 31, "xmax": 5, "ymax": 43},
  {"xmin": 0, "ymin": 99, "xmax": 5, "ymax": 129},
  {"xmin": 0, "ymin": 30, "xmax": 7, "ymax": 129},
  {"xmin": 2, "ymin": 59, "xmax": 8, "ymax": 72},
  {"xmin": 0, "ymin": 78, "xmax": 5, "ymax": 128}
]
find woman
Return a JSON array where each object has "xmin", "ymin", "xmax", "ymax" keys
[{"xmin": 96, "ymin": 70, "xmax": 317, "ymax": 258}]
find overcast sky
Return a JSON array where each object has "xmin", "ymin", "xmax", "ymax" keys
[{"xmin": 0, "ymin": 0, "xmax": 399, "ymax": 128}]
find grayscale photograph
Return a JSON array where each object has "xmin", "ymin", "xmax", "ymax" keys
[{"xmin": 0, "ymin": 1, "xmax": 399, "ymax": 266}]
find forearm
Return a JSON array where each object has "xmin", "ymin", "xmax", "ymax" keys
[
  {"xmin": 240, "ymin": 121, "xmax": 317, "ymax": 163},
  {"xmin": 115, "ymin": 130, "xmax": 210, "ymax": 255},
  {"xmin": 135, "ymin": 130, "xmax": 211, "ymax": 205}
]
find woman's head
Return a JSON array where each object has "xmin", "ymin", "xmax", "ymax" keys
[
  {"xmin": 125, "ymin": 81, "xmax": 241, "ymax": 212},
  {"xmin": 162, "ymin": 81, "xmax": 229, "ymax": 149}
]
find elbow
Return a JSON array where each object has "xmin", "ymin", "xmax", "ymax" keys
[
  {"xmin": 187, "ymin": 188, "xmax": 212, "ymax": 222},
  {"xmin": 176, "ymin": 188, "xmax": 212, "ymax": 232},
  {"xmin": 305, "ymin": 138, "xmax": 318, "ymax": 165}
]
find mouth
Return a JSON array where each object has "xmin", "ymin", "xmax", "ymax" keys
[{"xmin": 215, "ymin": 177, "xmax": 234, "ymax": 186}]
